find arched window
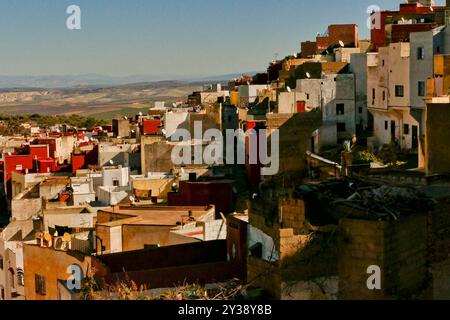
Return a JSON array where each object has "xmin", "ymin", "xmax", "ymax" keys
[
  {"xmin": 0, "ymin": 255, "xmax": 3, "ymax": 270},
  {"xmin": 0, "ymin": 285, "xmax": 5, "ymax": 300}
]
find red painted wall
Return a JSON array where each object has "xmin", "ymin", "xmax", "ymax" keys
[
  {"xmin": 4, "ymin": 154, "xmax": 35, "ymax": 199},
  {"xmin": 72, "ymin": 154, "xmax": 86, "ymax": 174},
  {"xmin": 141, "ymin": 119, "xmax": 161, "ymax": 135},
  {"xmin": 38, "ymin": 159, "xmax": 55, "ymax": 174},
  {"xmin": 29, "ymin": 145, "xmax": 49, "ymax": 160},
  {"xmin": 37, "ymin": 139, "xmax": 57, "ymax": 159},
  {"xmin": 317, "ymin": 24, "xmax": 358, "ymax": 50},
  {"xmin": 168, "ymin": 181, "xmax": 233, "ymax": 215},
  {"xmin": 371, "ymin": 4, "xmax": 444, "ymax": 52}
]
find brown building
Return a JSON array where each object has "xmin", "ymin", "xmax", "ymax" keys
[
  {"xmin": 300, "ymin": 24, "xmax": 359, "ymax": 57},
  {"xmin": 424, "ymin": 97, "xmax": 450, "ymax": 175},
  {"xmin": 95, "ymin": 205, "xmax": 216, "ymax": 254},
  {"xmin": 23, "ymin": 243, "xmax": 106, "ymax": 300},
  {"xmin": 266, "ymin": 111, "xmax": 322, "ymax": 175}
]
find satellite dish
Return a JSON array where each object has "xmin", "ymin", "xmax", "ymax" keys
[
  {"xmin": 286, "ymin": 86, "xmax": 292, "ymax": 93},
  {"xmin": 172, "ymin": 103, "xmax": 177, "ymax": 108},
  {"xmin": 139, "ymin": 112, "xmax": 143, "ymax": 116},
  {"xmin": 44, "ymin": 233, "xmax": 52, "ymax": 242},
  {"xmin": 129, "ymin": 196, "xmax": 135, "ymax": 203},
  {"xmin": 63, "ymin": 233, "xmax": 71, "ymax": 242},
  {"xmin": 124, "ymin": 116, "xmax": 128, "ymax": 120},
  {"xmin": 306, "ymin": 72, "xmax": 311, "ymax": 79},
  {"xmin": 131, "ymin": 130, "xmax": 135, "ymax": 133},
  {"xmin": 109, "ymin": 160, "xmax": 114, "ymax": 165},
  {"xmin": 162, "ymin": 129, "xmax": 167, "ymax": 136},
  {"xmin": 339, "ymin": 40, "xmax": 345, "ymax": 48}
]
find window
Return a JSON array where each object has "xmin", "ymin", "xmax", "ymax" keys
[
  {"xmin": 0, "ymin": 255, "xmax": 3, "ymax": 270},
  {"xmin": 383, "ymin": 91, "xmax": 386, "ymax": 101},
  {"xmin": 417, "ymin": 47, "xmax": 425, "ymax": 60},
  {"xmin": 336, "ymin": 104, "xmax": 345, "ymax": 115},
  {"xmin": 418, "ymin": 81, "xmax": 426, "ymax": 97},
  {"xmin": 17, "ymin": 268, "xmax": 24, "ymax": 287},
  {"xmin": 404, "ymin": 124, "xmax": 410, "ymax": 135},
  {"xmin": 35, "ymin": 274, "xmax": 46, "ymax": 296},
  {"xmin": 385, "ymin": 121, "xmax": 389, "ymax": 130},
  {"xmin": 395, "ymin": 85, "xmax": 404, "ymax": 97},
  {"xmin": 437, "ymin": 46, "xmax": 441, "ymax": 54},
  {"xmin": 113, "ymin": 179, "xmax": 120, "ymax": 187},
  {"xmin": 382, "ymin": 60, "xmax": 385, "ymax": 66},
  {"xmin": 372, "ymin": 88, "xmax": 376, "ymax": 102},
  {"xmin": 359, "ymin": 107, "xmax": 363, "ymax": 114},
  {"xmin": 337, "ymin": 123, "xmax": 346, "ymax": 132}
]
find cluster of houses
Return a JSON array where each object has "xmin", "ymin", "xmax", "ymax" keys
[{"xmin": 0, "ymin": 0, "xmax": 450, "ymax": 300}]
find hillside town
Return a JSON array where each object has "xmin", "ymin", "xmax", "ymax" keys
[{"xmin": 0, "ymin": 0, "xmax": 450, "ymax": 300}]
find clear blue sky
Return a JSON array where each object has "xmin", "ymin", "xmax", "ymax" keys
[{"xmin": 0, "ymin": 0, "xmax": 445, "ymax": 78}]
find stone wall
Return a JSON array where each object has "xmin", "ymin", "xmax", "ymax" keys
[{"xmin": 339, "ymin": 214, "xmax": 428, "ymax": 300}]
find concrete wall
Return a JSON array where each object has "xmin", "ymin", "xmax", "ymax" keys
[
  {"xmin": 39, "ymin": 182, "xmax": 67, "ymax": 201},
  {"xmin": 339, "ymin": 214, "xmax": 428, "ymax": 300},
  {"xmin": 44, "ymin": 213, "xmax": 95, "ymax": 230},
  {"xmin": 238, "ymin": 85, "xmax": 269, "ymax": 105},
  {"xmin": 410, "ymin": 31, "xmax": 434, "ymax": 110},
  {"xmin": 98, "ymin": 143, "xmax": 133, "ymax": 167},
  {"xmin": 165, "ymin": 111, "xmax": 190, "ymax": 141},
  {"xmin": 425, "ymin": 101, "xmax": 450, "ymax": 174},
  {"xmin": 350, "ymin": 53, "xmax": 370, "ymax": 132},
  {"xmin": 11, "ymin": 198, "xmax": 41, "ymax": 221},
  {"xmin": 296, "ymin": 74, "xmax": 355, "ymax": 147},
  {"xmin": 97, "ymin": 186, "xmax": 129, "ymax": 207},
  {"xmin": 266, "ymin": 112, "xmax": 322, "ymax": 174},
  {"xmin": 23, "ymin": 244, "xmax": 97, "ymax": 300},
  {"xmin": 121, "ymin": 225, "xmax": 199, "ymax": 252},
  {"xmin": 112, "ymin": 119, "xmax": 130, "ymax": 138},
  {"xmin": 247, "ymin": 196, "xmax": 339, "ymax": 300},
  {"xmin": 131, "ymin": 177, "xmax": 175, "ymax": 199},
  {"xmin": 388, "ymin": 43, "xmax": 411, "ymax": 108},
  {"xmin": 142, "ymin": 142, "xmax": 174, "ymax": 174},
  {"xmin": 335, "ymin": 48, "xmax": 361, "ymax": 63},
  {"xmin": 102, "ymin": 166, "xmax": 129, "ymax": 188}
]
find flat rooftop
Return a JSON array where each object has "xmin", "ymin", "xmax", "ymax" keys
[{"xmin": 98, "ymin": 205, "xmax": 214, "ymax": 227}]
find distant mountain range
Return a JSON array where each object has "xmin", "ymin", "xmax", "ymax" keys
[{"xmin": 0, "ymin": 72, "xmax": 262, "ymax": 89}]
